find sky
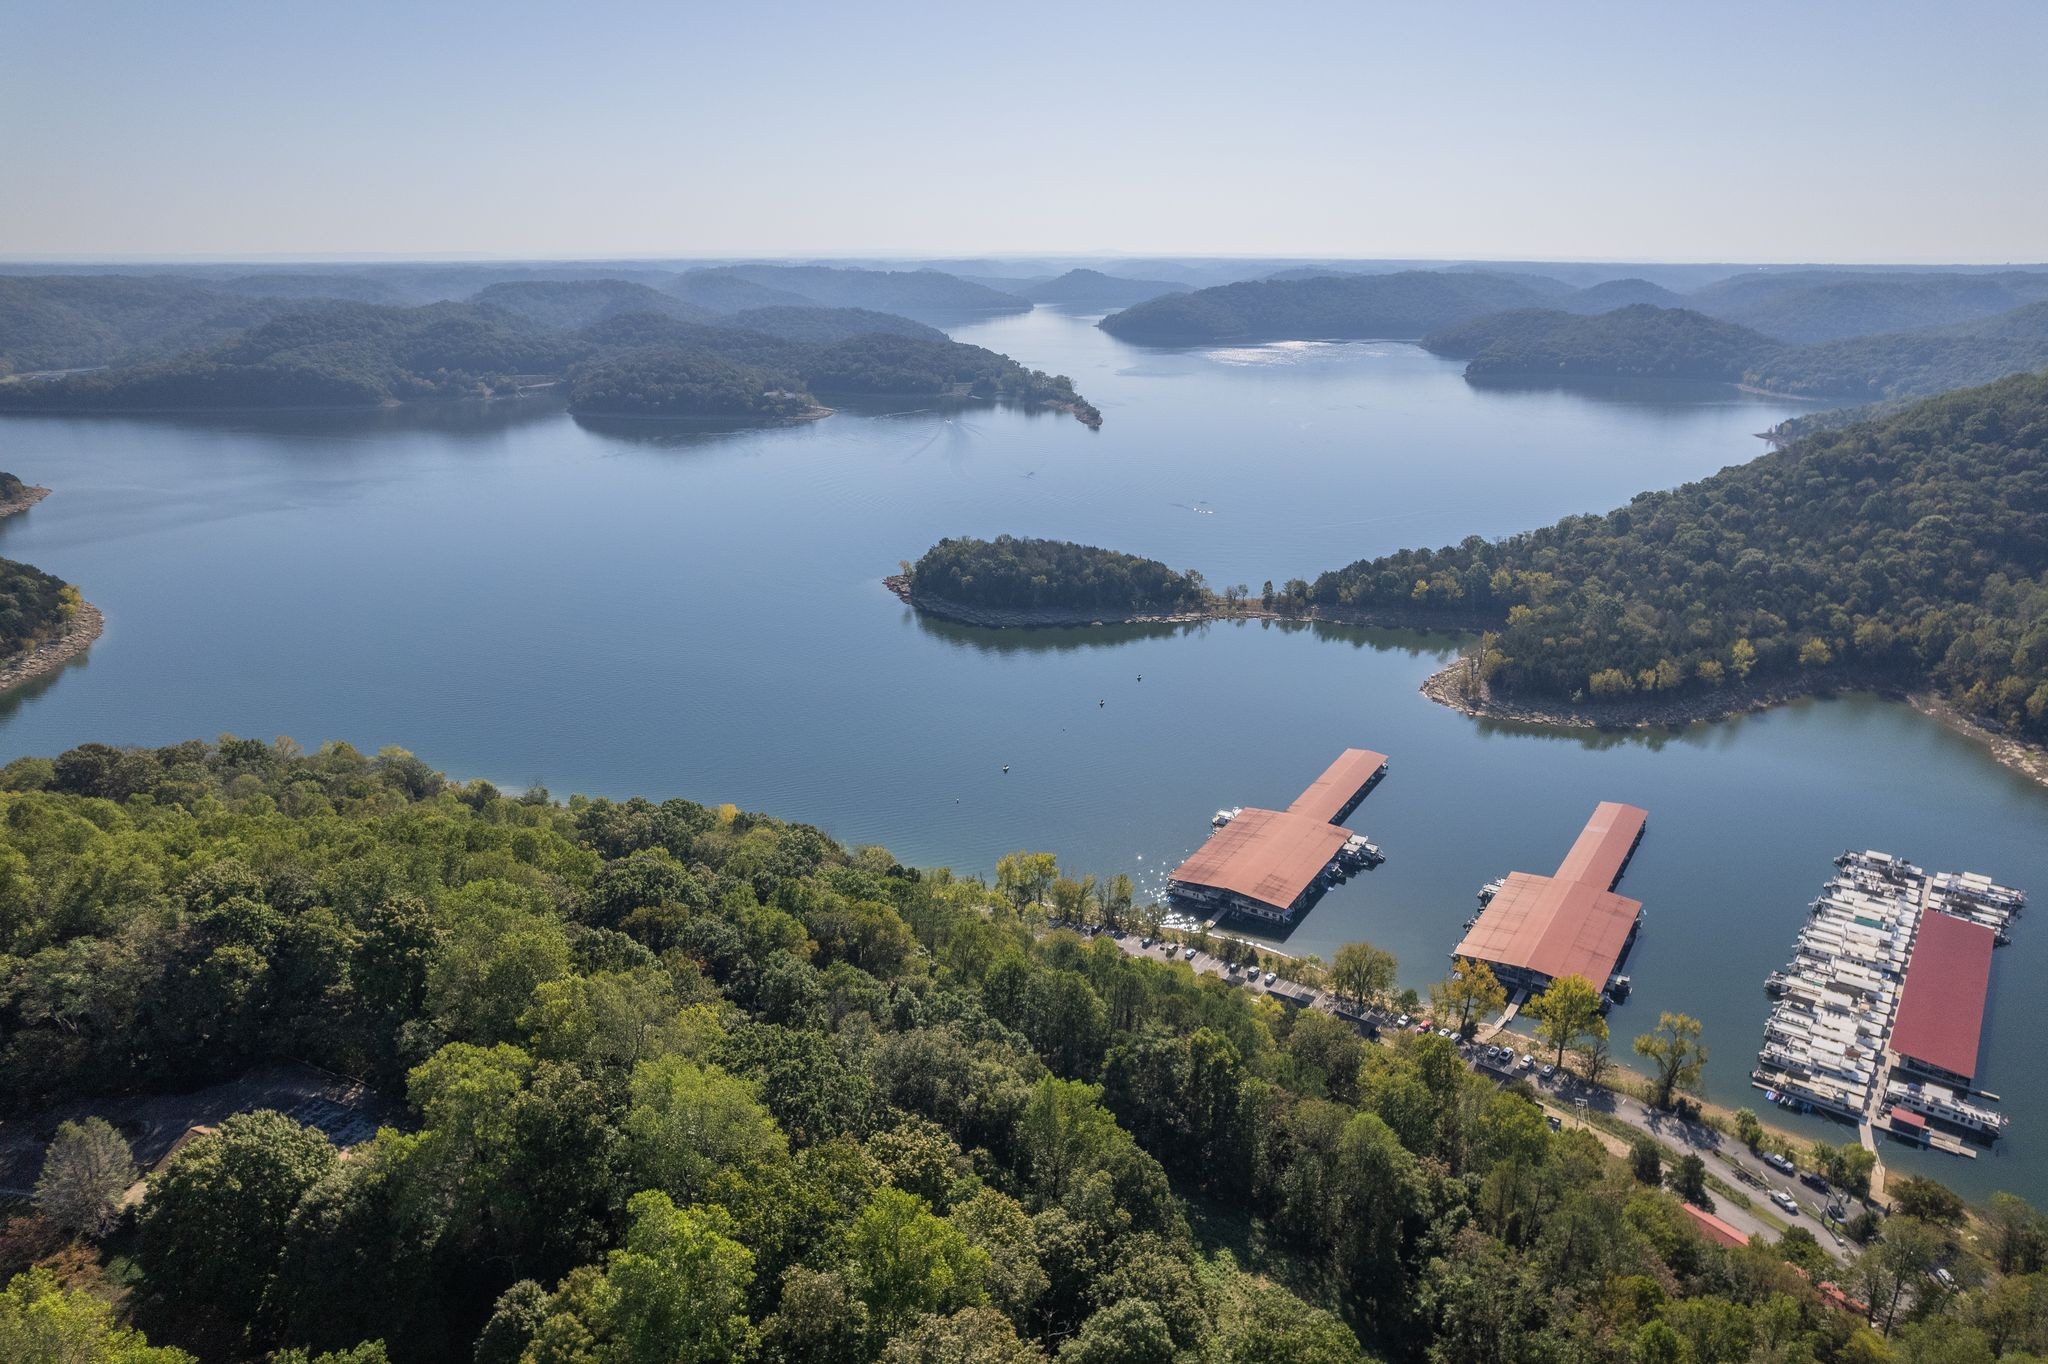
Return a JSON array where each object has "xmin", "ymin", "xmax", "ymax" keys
[{"xmin": 2, "ymin": 0, "xmax": 2045, "ymax": 264}]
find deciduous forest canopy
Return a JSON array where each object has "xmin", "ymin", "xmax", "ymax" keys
[
  {"xmin": 1312, "ymin": 370, "xmax": 2048, "ymax": 741},
  {"xmin": 909, "ymin": 536, "xmax": 1209, "ymax": 615},
  {"xmin": 5, "ymin": 738, "xmax": 2037, "ymax": 1364},
  {"xmin": 0, "ymin": 273, "xmax": 1098, "ymax": 422},
  {"xmin": 1421, "ymin": 302, "xmax": 2048, "ymax": 401}
]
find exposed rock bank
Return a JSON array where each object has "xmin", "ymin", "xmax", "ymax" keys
[{"xmin": 0, "ymin": 601, "xmax": 104, "ymax": 696}]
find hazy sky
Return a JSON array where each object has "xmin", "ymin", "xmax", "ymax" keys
[{"xmin": 4, "ymin": 0, "xmax": 2044, "ymax": 263}]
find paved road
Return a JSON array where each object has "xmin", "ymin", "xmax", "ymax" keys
[{"xmin": 1102, "ymin": 929, "xmax": 1854, "ymax": 1265}]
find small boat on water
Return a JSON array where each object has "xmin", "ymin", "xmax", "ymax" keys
[
  {"xmin": 1765, "ymin": 970, "xmax": 1791, "ymax": 996},
  {"xmin": 1477, "ymin": 879, "xmax": 1503, "ymax": 905},
  {"xmin": 1211, "ymin": 806, "xmax": 1243, "ymax": 829}
]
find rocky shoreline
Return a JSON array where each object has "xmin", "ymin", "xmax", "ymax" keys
[
  {"xmin": 0, "ymin": 484, "xmax": 51, "ymax": 517},
  {"xmin": 0, "ymin": 601, "xmax": 104, "ymax": 696},
  {"xmin": 1419, "ymin": 657, "xmax": 2048, "ymax": 790}
]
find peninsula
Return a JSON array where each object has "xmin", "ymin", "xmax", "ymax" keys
[{"xmin": 0, "ymin": 478, "xmax": 101, "ymax": 696}]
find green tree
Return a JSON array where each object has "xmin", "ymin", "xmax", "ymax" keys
[
  {"xmin": 0, "ymin": 1268, "xmax": 194, "ymax": 1363},
  {"xmin": 139, "ymin": 1109, "xmax": 338, "ymax": 1324},
  {"xmin": 34, "ymin": 1116, "xmax": 134, "ymax": 1241},
  {"xmin": 839, "ymin": 1187, "xmax": 989, "ymax": 1334},
  {"xmin": 1670, "ymin": 1153, "xmax": 1709, "ymax": 1206},
  {"xmin": 623, "ymin": 1053, "xmax": 788, "ymax": 1202},
  {"xmin": 533, "ymin": 1190, "xmax": 756, "ymax": 1364},
  {"xmin": 1628, "ymin": 1134, "xmax": 1662, "ymax": 1185},
  {"xmin": 1733, "ymin": 1107, "xmax": 1763, "ymax": 1150},
  {"xmin": 996, "ymin": 852, "xmax": 1058, "ymax": 909},
  {"xmin": 879, "ymin": 1306, "xmax": 1045, "ymax": 1364},
  {"xmin": 1058, "ymin": 1299, "xmax": 1176, "ymax": 1364},
  {"xmin": 1527, "ymin": 974, "xmax": 1607, "ymax": 1070},
  {"xmin": 1856, "ymin": 1216, "xmax": 1944, "ymax": 1335},
  {"xmin": 1891, "ymin": 1174, "xmax": 1968, "ymax": 1226},
  {"xmin": 1330, "ymin": 941, "xmax": 1397, "ymax": 1013},
  {"xmin": 1634, "ymin": 1013, "xmax": 1707, "ymax": 1110},
  {"xmin": 1428, "ymin": 958, "xmax": 1507, "ymax": 1038}
]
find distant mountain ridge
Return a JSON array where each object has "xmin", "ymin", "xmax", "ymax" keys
[
  {"xmin": 1420, "ymin": 299, "xmax": 2048, "ymax": 401},
  {"xmin": 1096, "ymin": 271, "xmax": 1567, "ymax": 344},
  {"xmin": 1422, "ymin": 305, "xmax": 1773, "ymax": 381},
  {"xmin": 1026, "ymin": 269, "xmax": 1186, "ymax": 308}
]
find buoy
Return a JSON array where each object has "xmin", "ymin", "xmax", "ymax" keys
[{"xmin": 1002, "ymin": 764, "xmax": 1009, "ymax": 773}]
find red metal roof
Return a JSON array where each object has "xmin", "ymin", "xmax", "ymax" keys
[
  {"xmin": 1552, "ymin": 801, "xmax": 1648, "ymax": 890},
  {"xmin": 1451, "ymin": 801, "xmax": 1648, "ymax": 986},
  {"xmin": 1285, "ymin": 748, "xmax": 1388, "ymax": 825},
  {"xmin": 1169, "ymin": 748, "xmax": 1386, "ymax": 916},
  {"xmin": 1169, "ymin": 808, "xmax": 1350, "ymax": 913},
  {"xmin": 1890, "ymin": 910, "xmax": 1995, "ymax": 1081},
  {"xmin": 1681, "ymin": 1202, "xmax": 1748, "ymax": 1250},
  {"xmin": 1452, "ymin": 872, "xmax": 1642, "ymax": 985},
  {"xmin": 1890, "ymin": 1108, "xmax": 1927, "ymax": 1129}
]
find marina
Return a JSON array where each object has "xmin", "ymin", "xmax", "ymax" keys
[
  {"xmin": 1453, "ymin": 801, "xmax": 1648, "ymax": 1000},
  {"xmin": 1168, "ymin": 748, "xmax": 1388, "ymax": 923},
  {"xmin": 1753, "ymin": 850, "xmax": 2025, "ymax": 1160}
]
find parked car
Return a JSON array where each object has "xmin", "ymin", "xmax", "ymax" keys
[
  {"xmin": 1800, "ymin": 1171, "xmax": 1831, "ymax": 1193},
  {"xmin": 1140, "ymin": 937, "xmax": 1153, "ymax": 949},
  {"xmin": 1183, "ymin": 946, "xmax": 1198, "ymax": 961},
  {"xmin": 1547, "ymin": 1115, "xmax": 1562, "ymax": 1131},
  {"xmin": 1263, "ymin": 971, "xmax": 1277, "ymax": 986},
  {"xmin": 1412, "ymin": 1022, "xmax": 1431, "ymax": 1034},
  {"xmin": 1519, "ymin": 1054, "xmax": 1537, "ymax": 1070},
  {"xmin": 1539, "ymin": 1063, "xmax": 1557, "ymax": 1080},
  {"xmin": 1394, "ymin": 1015, "xmax": 1411, "ymax": 1029},
  {"xmin": 1764, "ymin": 1153, "xmax": 1796, "ymax": 1175},
  {"xmin": 1436, "ymin": 1027, "xmax": 1455, "ymax": 1039},
  {"xmin": 1770, "ymin": 1189, "xmax": 1801, "ymax": 1216}
]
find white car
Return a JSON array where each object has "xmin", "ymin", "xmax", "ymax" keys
[
  {"xmin": 1263, "ymin": 971, "xmax": 1277, "ymax": 986},
  {"xmin": 1770, "ymin": 1189, "xmax": 1801, "ymax": 1216}
]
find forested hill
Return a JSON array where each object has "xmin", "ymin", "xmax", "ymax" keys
[
  {"xmin": 1025, "ymin": 269, "xmax": 1186, "ymax": 309},
  {"xmin": 1422, "ymin": 305, "xmax": 1776, "ymax": 381},
  {"xmin": 9, "ymin": 735, "xmax": 2004, "ymax": 1364},
  {"xmin": 684, "ymin": 264, "xmax": 1031, "ymax": 317},
  {"xmin": 0, "ymin": 550, "xmax": 78, "ymax": 661},
  {"xmin": 469, "ymin": 279, "xmax": 716, "ymax": 331},
  {"xmin": 1744, "ymin": 302, "xmax": 2048, "ymax": 403},
  {"xmin": 1686, "ymin": 269, "xmax": 2048, "ymax": 344},
  {"xmin": 1311, "ymin": 370, "xmax": 2048, "ymax": 742},
  {"xmin": 1423, "ymin": 301, "xmax": 2048, "ymax": 401},
  {"xmin": 907, "ymin": 535, "xmax": 1209, "ymax": 615},
  {"xmin": 0, "ymin": 301, "xmax": 582, "ymax": 408},
  {"xmin": 568, "ymin": 330, "xmax": 1099, "ymax": 424},
  {"xmin": 1096, "ymin": 270, "xmax": 1562, "ymax": 344},
  {"xmin": 0, "ymin": 286, "xmax": 1100, "ymax": 422}
]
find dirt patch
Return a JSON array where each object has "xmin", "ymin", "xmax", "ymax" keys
[{"xmin": 0, "ymin": 1061, "xmax": 392, "ymax": 1195}]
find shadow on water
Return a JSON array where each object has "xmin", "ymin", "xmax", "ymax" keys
[
  {"xmin": 907, "ymin": 610, "xmax": 1465, "ymax": 659},
  {"xmin": 569, "ymin": 410, "xmax": 822, "ymax": 448},
  {"xmin": 0, "ymin": 396, "xmax": 568, "ymax": 443},
  {"xmin": 1461, "ymin": 372, "xmax": 1820, "ymax": 417},
  {"xmin": 0, "ymin": 647, "xmax": 94, "ymax": 724}
]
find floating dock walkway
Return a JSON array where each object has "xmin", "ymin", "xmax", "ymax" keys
[{"xmin": 1753, "ymin": 850, "xmax": 2024, "ymax": 1159}]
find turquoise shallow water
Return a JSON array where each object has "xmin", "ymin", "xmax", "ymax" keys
[{"xmin": 2, "ymin": 308, "xmax": 2043, "ymax": 1201}]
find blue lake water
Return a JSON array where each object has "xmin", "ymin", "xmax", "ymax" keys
[{"xmin": 3, "ymin": 307, "xmax": 2045, "ymax": 1201}]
